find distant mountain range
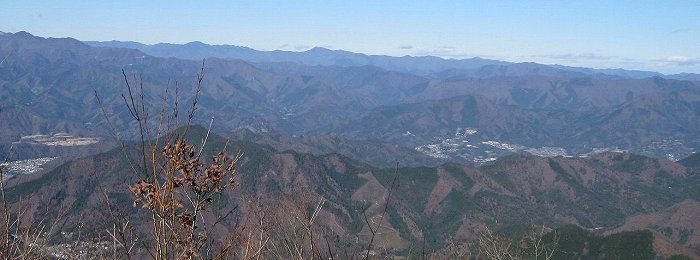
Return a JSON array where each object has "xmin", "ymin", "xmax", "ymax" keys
[
  {"xmin": 85, "ymin": 40, "xmax": 506, "ymax": 76},
  {"xmin": 2, "ymin": 31, "xmax": 699, "ymax": 163},
  {"xmin": 3, "ymin": 31, "xmax": 700, "ymax": 257},
  {"xmin": 84, "ymin": 38, "xmax": 699, "ymax": 80}
]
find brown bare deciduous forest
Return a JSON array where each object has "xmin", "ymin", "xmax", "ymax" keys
[{"xmin": 1, "ymin": 29, "xmax": 700, "ymax": 259}]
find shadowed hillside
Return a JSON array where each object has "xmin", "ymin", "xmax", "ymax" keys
[
  {"xmin": 6, "ymin": 127, "xmax": 700, "ymax": 256},
  {"xmin": 3, "ymin": 32, "xmax": 699, "ymax": 162}
]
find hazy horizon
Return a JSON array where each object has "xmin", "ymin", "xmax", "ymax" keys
[{"xmin": 2, "ymin": 1, "xmax": 699, "ymax": 74}]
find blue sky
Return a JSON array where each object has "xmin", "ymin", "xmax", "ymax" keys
[{"xmin": 2, "ymin": 1, "xmax": 699, "ymax": 74}]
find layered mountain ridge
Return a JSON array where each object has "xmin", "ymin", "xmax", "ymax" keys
[
  {"xmin": 85, "ymin": 38, "xmax": 698, "ymax": 80},
  {"xmin": 5, "ymin": 127, "xmax": 700, "ymax": 256},
  {"xmin": 3, "ymin": 31, "xmax": 700, "ymax": 257},
  {"xmin": 2, "ymin": 31, "xmax": 699, "ymax": 163}
]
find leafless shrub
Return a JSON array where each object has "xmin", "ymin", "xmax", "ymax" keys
[
  {"xmin": 363, "ymin": 163, "xmax": 400, "ymax": 259},
  {"xmin": 475, "ymin": 224, "xmax": 559, "ymax": 260},
  {"xmin": 0, "ymin": 145, "xmax": 57, "ymax": 259},
  {"xmin": 248, "ymin": 190, "xmax": 328, "ymax": 259},
  {"xmin": 521, "ymin": 224, "xmax": 558, "ymax": 260},
  {"xmin": 2, "ymin": 54, "xmax": 563, "ymax": 259},
  {"xmin": 95, "ymin": 61, "xmax": 250, "ymax": 259}
]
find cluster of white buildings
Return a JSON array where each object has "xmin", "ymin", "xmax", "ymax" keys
[{"xmin": 1, "ymin": 157, "xmax": 58, "ymax": 178}]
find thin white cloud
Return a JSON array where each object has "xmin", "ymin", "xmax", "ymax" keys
[
  {"xmin": 652, "ymin": 56, "xmax": 700, "ymax": 66},
  {"xmin": 529, "ymin": 53, "xmax": 615, "ymax": 61},
  {"xmin": 398, "ymin": 45, "xmax": 413, "ymax": 50},
  {"xmin": 411, "ymin": 46, "xmax": 479, "ymax": 58},
  {"xmin": 667, "ymin": 56, "xmax": 691, "ymax": 62}
]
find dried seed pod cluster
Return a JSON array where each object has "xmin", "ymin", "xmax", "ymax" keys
[{"xmin": 129, "ymin": 136, "xmax": 240, "ymax": 258}]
